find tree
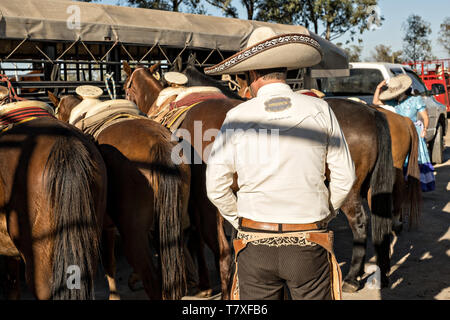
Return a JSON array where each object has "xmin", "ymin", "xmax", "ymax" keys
[
  {"xmin": 439, "ymin": 17, "xmax": 450, "ymax": 55},
  {"xmin": 369, "ymin": 44, "xmax": 403, "ymax": 63},
  {"xmin": 127, "ymin": 0, "xmax": 205, "ymax": 13},
  {"xmin": 402, "ymin": 15, "xmax": 434, "ymax": 62},
  {"xmin": 336, "ymin": 42, "xmax": 363, "ymax": 62},
  {"xmin": 256, "ymin": 0, "xmax": 383, "ymax": 41}
]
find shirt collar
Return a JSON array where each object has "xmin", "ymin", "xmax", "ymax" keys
[{"xmin": 256, "ymin": 82, "xmax": 292, "ymax": 97}]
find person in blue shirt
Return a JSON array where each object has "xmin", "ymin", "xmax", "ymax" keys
[{"xmin": 373, "ymin": 74, "xmax": 435, "ymax": 192}]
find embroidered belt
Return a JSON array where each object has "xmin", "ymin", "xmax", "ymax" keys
[{"xmin": 239, "ymin": 217, "xmax": 323, "ymax": 233}]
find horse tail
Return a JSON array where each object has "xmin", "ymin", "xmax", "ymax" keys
[
  {"xmin": 45, "ymin": 134, "xmax": 101, "ymax": 300},
  {"xmin": 149, "ymin": 137, "xmax": 187, "ymax": 300},
  {"xmin": 405, "ymin": 118, "xmax": 422, "ymax": 229},
  {"xmin": 370, "ymin": 111, "xmax": 394, "ymax": 266}
]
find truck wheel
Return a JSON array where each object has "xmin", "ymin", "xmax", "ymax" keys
[{"xmin": 431, "ymin": 124, "xmax": 444, "ymax": 164}]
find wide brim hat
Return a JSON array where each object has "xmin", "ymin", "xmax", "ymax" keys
[
  {"xmin": 76, "ymin": 85, "xmax": 103, "ymax": 99},
  {"xmin": 379, "ymin": 74, "xmax": 412, "ymax": 101},
  {"xmin": 164, "ymin": 72, "xmax": 188, "ymax": 86},
  {"xmin": 0, "ymin": 86, "xmax": 8, "ymax": 99},
  {"xmin": 204, "ymin": 27, "xmax": 323, "ymax": 76}
]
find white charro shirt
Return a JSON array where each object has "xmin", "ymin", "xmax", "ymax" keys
[{"xmin": 206, "ymin": 82, "xmax": 356, "ymax": 230}]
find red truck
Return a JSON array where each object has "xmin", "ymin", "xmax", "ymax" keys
[{"xmin": 404, "ymin": 59, "xmax": 450, "ymax": 114}]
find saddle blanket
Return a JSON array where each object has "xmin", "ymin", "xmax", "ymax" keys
[
  {"xmin": 70, "ymin": 99, "xmax": 148, "ymax": 139},
  {"xmin": 0, "ymin": 101, "xmax": 55, "ymax": 132},
  {"xmin": 150, "ymin": 87, "xmax": 227, "ymax": 132}
]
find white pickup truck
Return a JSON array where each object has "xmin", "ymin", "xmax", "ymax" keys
[{"xmin": 317, "ymin": 62, "xmax": 448, "ymax": 164}]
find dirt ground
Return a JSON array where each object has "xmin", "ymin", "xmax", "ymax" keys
[{"xmin": 1, "ymin": 120, "xmax": 449, "ymax": 301}]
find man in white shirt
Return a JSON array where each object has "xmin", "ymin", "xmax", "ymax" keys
[{"xmin": 204, "ymin": 27, "xmax": 356, "ymax": 300}]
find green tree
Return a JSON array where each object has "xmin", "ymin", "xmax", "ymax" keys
[
  {"xmin": 257, "ymin": 0, "xmax": 383, "ymax": 41},
  {"xmin": 439, "ymin": 17, "xmax": 450, "ymax": 55},
  {"xmin": 369, "ymin": 44, "xmax": 403, "ymax": 63},
  {"xmin": 127, "ymin": 0, "xmax": 205, "ymax": 13},
  {"xmin": 402, "ymin": 15, "xmax": 434, "ymax": 62},
  {"xmin": 336, "ymin": 42, "xmax": 363, "ymax": 62}
]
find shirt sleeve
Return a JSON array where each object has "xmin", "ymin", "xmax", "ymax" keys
[
  {"xmin": 325, "ymin": 105, "xmax": 357, "ymax": 211},
  {"xmin": 205, "ymin": 114, "xmax": 239, "ymax": 230}
]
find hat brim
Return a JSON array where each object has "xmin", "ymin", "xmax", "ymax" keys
[
  {"xmin": 379, "ymin": 76, "xmax": 413, "ymax": 101},
  {"xmin": 204, "ymin": 34, "xmax": 322, "ymax": 75}
]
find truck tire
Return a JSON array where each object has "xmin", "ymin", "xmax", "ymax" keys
[{"xmin": 431, "ymin": 123, "xmax": 444, "ymax": 164}]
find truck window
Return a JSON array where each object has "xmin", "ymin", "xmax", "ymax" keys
[
  {"xmin": 318, "ymin": 68, "xmax": 384, "ymax": 96},
  {"xmin": 390, "ymin": 68, "xmax": 404, "ymax": 76},
  {"xmin": 404, "ymin": 69, "xmax": 428, "ymax": 95}
]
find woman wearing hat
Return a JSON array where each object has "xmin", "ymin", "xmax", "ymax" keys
[
  {"xmin": 205, "ymin": 27, "xmax": 355, "ymax": 300},
  {"xmin": 373, "ymin": 74, "xmax": 435, "ymax": 192}
]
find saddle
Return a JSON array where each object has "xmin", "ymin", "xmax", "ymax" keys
[
  {"xmin": 0, "ymin": 100, "xmax": 55, "ymax": 133},
  {"xmin": 149, "ymin": 86, "xmax": 226, "ymax": 132},
  {"xmin": 70, "ymin": 99, "xmax": 147, "ymax": 139}
]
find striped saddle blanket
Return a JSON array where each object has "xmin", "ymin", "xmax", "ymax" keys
[
  {"xmin": 0, "ymin": 101, "xmax": 55, "ymax": 132},
  {"xmin": 149, "ymin": 86, "xmax": 227, "ymax": 132}
]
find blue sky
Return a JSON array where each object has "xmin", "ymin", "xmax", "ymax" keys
[{"xmin": 93, "ymin": 0, "xmax": 449, "ymax": 60}]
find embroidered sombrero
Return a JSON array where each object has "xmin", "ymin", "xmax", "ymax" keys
[
  {"xmin": 204, "ymin": 27, "xmax": 322, "ymax": 75},
  {"xmin": 379, "ymin": 74, "xmax": 412, "ymax": 101}
]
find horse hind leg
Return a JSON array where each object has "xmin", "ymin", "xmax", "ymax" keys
[
  {"xmin": 392, "ymin": 170, "xmax": 405, "ymax": 235},
  {"xmin": 101, "ymin": 224, "xmax": 120, "ymax": 300},
  {"xmin": 216, "ymin": 212, "xmax": 232, "ymax": 300},
  {"xmin": 341, "ymin": 193, "xmax": 368, "ymax": 293},
  {"xmin": 4, "ymin": 256, "xmax": 21, "ymax": 300}
]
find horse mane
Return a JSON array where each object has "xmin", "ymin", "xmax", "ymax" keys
[{"xmin": 182, "ymin": 64, "xmax": 243, "ymax": 101}]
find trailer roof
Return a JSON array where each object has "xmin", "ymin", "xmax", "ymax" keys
[{"xmin": 0, "ymin": 0, "xmax": 348, "ymax": 76}]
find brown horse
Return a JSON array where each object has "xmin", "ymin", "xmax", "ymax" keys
[
  {"xmin": 124, "ymin": 62, "xmax": 396, "ymax": 295},
  {"xmin": 0, "ymin": 114, "xmax": 107, "ymax": 299},
  {"xmin": 370, "ymin": 106, "xmax": 421, "ymax": 232},
  {"xmin": 49, "ymin": 93, "xmax": 190, "ymax": 300},
  {"xmin": 124, "ymin": 62, "xmax": 241, "ymax": 299},
  {"xmin": 9, "ymin": 69, "xmax": 44, "ymax": 94}
]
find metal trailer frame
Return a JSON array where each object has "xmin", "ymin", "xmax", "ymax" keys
[{"xmin": 0, "ymin": 0, "xmax": 349, "ymax": 103}]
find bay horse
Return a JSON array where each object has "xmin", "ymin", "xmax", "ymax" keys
[
  {"xmin": 0, "ymin": 113, "xmax": 107, "ymax": 299},
  {"xmin": 123, "ymin": 62, "xmax": 241, "ymax": 299},
  {"xmin": 48, "ymin": 93, "xmax": 190, "ymax": 300},
  {"xmin": 124, "ymin": 62, "xmax": 395, "ymax": 295},
  {"xmin": 370, "ymin": 106, "xmax": 421, "ymax": 232}
]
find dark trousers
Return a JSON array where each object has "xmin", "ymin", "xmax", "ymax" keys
[{"xmin": 237, "ymin": 241, "xmax": 332, "ymax": 300}]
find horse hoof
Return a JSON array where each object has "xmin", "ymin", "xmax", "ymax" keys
[
  {"xmin": 342, "ymin": 280, "xmax": 360, "ymax": 293},
  {"xmin": 109, "ymin": 292, "xmax": 121, "ymax": 300},
  {"xmin": 195, "ymin": 289, "xmax": 213, "ymax": 298}
]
